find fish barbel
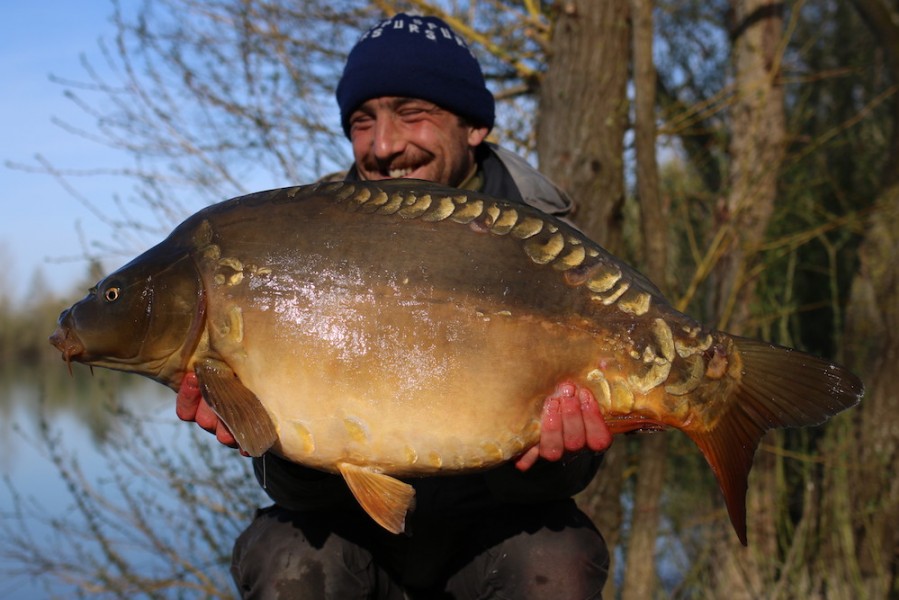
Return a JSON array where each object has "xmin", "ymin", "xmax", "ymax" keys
[{"xmin": 50, "ymin": 180, "xmax": 863, "ymax": 542}]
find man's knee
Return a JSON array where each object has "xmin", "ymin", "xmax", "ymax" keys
[
  {"xmin": 447, "ymin": 501, "xmax": 609, "ymax": 600},
  {"xmin": 496, "ymin": 520, "xmax": 609, "ymax": 599},
  {"xmin": 230, "ymin": 506, "xmax": 380, "ymax": 600}
]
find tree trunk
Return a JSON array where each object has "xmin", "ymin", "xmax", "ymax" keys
[
  {"xmin": 621, "ymin": 1, "xmax": 669, "ymax": 598},
  {"xmin": 710, "ymin": 0, "xmax": 786, "ymax": 594},
  {"xmin": 835, "ymin": 1, "xmax": 899, "ymax": 595},
  {"xmin": 536, "ymin": 0, "xmax": 630, "ymax": 251},
  {"xmin": 714, "ymin": 0, "xmax": 786, "ymax": 333},
  {"xmin": 840, "ymin": 184, "xmax": 899, "ymax": 598}
]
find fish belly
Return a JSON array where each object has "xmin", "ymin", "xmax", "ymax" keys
[{"xmin": 206, "ymin": 290, "xmax": 601, "ymax": 476}]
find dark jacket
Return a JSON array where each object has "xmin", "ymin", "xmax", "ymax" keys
[{"xmin": 252, "ymin": 143, "xmax": 602, "ymax": 520}]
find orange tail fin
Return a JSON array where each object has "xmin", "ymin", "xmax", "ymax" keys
[{"xmin": 686, "ymin": 337, "xmax": 863, "ymax": 545}]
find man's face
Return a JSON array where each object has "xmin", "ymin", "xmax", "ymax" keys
[{"xmin": 348, "ymin": 97, "xmax": 489, "ymax": 187}]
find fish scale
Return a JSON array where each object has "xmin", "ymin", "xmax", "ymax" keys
[{"xmin": 50, "ymin": 179, "xmax": 863, "ymax": 542}]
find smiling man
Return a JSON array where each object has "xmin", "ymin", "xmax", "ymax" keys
[
  {"xmin": 348, "ymin": 96, "xmax": 485, "ymax": 185},
  {"xmin": 178, "ymin": 13, "xmax": 613, "ymax": 600}
]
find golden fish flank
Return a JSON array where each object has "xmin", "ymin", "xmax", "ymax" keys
[{"xmin": 474, "ymin": 309, "xmax": 514, "ymax": 323}]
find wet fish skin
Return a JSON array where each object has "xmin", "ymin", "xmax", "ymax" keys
[{"xmin": 50, "ymin": 180, "xmax": 864, "ymax": 541}]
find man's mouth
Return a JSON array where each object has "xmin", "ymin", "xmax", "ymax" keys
[{"xmin": 389, "ymin": 167, "xmax": 414, "ymax": 178}]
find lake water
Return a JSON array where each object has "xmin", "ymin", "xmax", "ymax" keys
[{"xmin": 0, "ymin": 365, "xmax": 263, "ymax": 599}]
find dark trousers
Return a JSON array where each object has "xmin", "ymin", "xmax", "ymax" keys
[{"xmin": 231, "ymin": 499, "xmax": 609, "ymax": 599}]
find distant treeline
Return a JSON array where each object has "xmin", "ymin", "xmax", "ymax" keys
[{"xmin": 0, "ymin": 267, "xmax": 100, "ymax": 369}]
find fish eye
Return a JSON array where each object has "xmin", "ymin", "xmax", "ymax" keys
[{"xmin": 104, "ymin": 286, "xmax": 121, "ymax": 303}]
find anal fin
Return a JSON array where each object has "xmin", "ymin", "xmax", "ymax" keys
[
  {"xmin": 337, "ymin": 462, "xmax": 415, "ymax": 534},
  {"xmin": 195, "ymin": 359, "xmax": 278, "ymax": 457}
]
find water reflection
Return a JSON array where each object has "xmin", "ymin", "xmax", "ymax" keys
[
  {"xmin": 0, "ymin": 363, "xmax": 262, "ymax": 599},
  {"xmin": 1, "ymin": 364, "xmax": 143, "ymax": 457}
]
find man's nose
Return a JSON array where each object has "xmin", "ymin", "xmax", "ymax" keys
[{"xmin": 373, "ymin": 116, "xmax": 405, "ymax": 160}]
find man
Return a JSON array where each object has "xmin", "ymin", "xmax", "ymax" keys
[{"xmin": 177, "ymin": 13, "xmax": 613, "ymax": 599}]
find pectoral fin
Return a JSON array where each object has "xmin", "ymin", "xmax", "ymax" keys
[
  {"xmin": 195, "ymin": 359, "xmax": 278, "ymax": 457},
  {"xmin": 337, "ymin": 462, "xmax": 416, "ymax": 534}
]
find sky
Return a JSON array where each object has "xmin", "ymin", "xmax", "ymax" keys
[{"xmin": 1, "ymin": 2, "xmax": 188, "ymax": 306}]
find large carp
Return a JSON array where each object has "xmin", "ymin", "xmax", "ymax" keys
[{"xmin": 50, "ymin": 180, "xmax": 862, "ymax": 542}]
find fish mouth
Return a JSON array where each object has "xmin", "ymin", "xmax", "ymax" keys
[{"xmin": 49, "ymin": 327, "xmax": 85, "ymax": 374}]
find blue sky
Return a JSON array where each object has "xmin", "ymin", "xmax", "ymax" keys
[
  {"xmin": 1, "ymin": 2, "xmax": 131, "ymax": 304},
  {"xmin": 1, "ymin": 2, "xmax": 361, "ymax": 308},
  {"xmin": 0, "ymin": 2, "xmax": 287, "ymax": 308}
]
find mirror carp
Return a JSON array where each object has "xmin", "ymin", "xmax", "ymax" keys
[{"xmin": 50, "ymin": 180, "xmax": 863, "ymax": 542}]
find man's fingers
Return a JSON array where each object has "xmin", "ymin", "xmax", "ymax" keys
[
  {"xmin": 514, "ymin": 446, "xmax": 540, "ymax": 472},
  {"xmin": 215, "ymin": 422, "xmax": 239, "ymax": 448},
  {"xmin": 560, "ymin": 389, "xmax": 587, "ymax": 452},
  {"xmin": 194, "ymin": 398, "xmax": 220, "ymax": 432},
  {"xmin": 580, "ymin": 388, "xmax": 613, "ymax": 452},
  {"xmin": 174, "ymin": 370, "xmax": 245, "ymax": 453},
  {"xmin": 198, "ymin": 400, "xmax": 241, "ymax": 449},
  {"xmin": 174, "ymin": 372, "xmax": 202, "ymax": 421},
  {"xmin": 539, "ymin": 394, "xmax": 565, "ymax": 462}
]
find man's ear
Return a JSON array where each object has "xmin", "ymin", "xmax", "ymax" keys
[{"xmin": 467, "ymin": 125, "xmax": 490, "ymax": 148}]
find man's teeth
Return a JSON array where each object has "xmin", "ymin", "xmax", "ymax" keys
[{"xmin": 389, "ymin": 168, "xmax": 413, "ymax": 178}]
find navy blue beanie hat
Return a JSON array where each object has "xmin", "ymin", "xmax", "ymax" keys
[{"xmin": 336, "ymin": 13, "xmax": 495, "ymax": 137}]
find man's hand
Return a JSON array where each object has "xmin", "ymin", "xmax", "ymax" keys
[
  {"xmin": 514, "ymin": 381, "xmax": 612, "ymax": 472},
  {"xmin": 175, "ymin": 371, "xmax": 246, "ymax": 453}
]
